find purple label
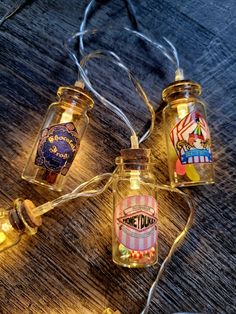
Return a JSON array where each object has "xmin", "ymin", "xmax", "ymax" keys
[{"xmin": 35, "ymin": 122, "xmax": 80, "ymax": 175}]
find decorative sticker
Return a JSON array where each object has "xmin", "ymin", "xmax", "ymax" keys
[
  {"xmin": 115, "ymin": 195, "xmax": 158, "ymax": 251},
  {"xmin": 35, "ymin": 122, "xmax": 80, "ymax": 175},
  {"xmin": 170, "ymin": 112, "xmax": 212, "ymax": 165}
]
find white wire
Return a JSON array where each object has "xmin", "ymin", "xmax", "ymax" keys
[
  {"xmin": 163, "ymin": 37, "xmax": 180, "ymax": 69},
  {"xmin": 75, "ymin": 0, "xmax": 155, "ymax": 144},
  {"xmin": 66, "ymin": 35, "xmax": 136, "ymax": 137},
  {"xmin": 79, "ymin": 0, "xmax": 96, "ymax": 56},
  {"xmin": 125, "ymin": 27, "xmax": 180, "ymax": 71},
  {"xmin": 141, "ymin": 186, "xmax": 195, "ymax": 314},
  {"xmin": 32, "ymin": 172, "xmax": 115, "ymax": 217},
  {"xmin": 0, "ymin": 0, "xmax": 29, "ymax": 26},
  {"xmin": 65, "ymin": 30, "xmax": 155, "ymax": 144}
]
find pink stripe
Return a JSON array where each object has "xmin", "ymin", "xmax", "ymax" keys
[
  {"xmin": 152, "ymin": 197, "xmax": 156, "ymax": 248},
  {"xmin": 179, "ymin": 120, "xmax": 194, "ymax": 140},
  {"xmin": 142, "ymin": 195, "xmax": 149, "ymax": 250},
  {"xmin": 134, "ymin": 195, "xmax": 141, "ymax": 250},
  {"xmin": 155, "ymin": 197, "xmax": 158, "ymax": 248},
  {"xmin": 118, "ymin": 203, "xmax": 122, "ymax": 244},
  {"xmin": 183, "ymin": 113, "xmax": 190, "ymax": 127},
  {"xmin": 125, "ymin": 197, "xmax": 132, "ymax": 249}
]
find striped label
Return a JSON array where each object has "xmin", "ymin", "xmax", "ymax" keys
[
  {"xmin": 115, "ymin": 195, "xmax": 158, "ymax": 251},
  {"xmin": 170, "ymin": 111, "xmax": 212, "ymax": 165}
]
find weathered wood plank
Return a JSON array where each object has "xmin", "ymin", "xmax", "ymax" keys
[{"xmin": 0, "ymin": 0, "xmax": 235, "ymax": 313}]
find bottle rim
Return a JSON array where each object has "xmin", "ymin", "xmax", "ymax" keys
[
  {"xmin": 57, "ymin": 86, "xmax": 94, "ymax": 110},
  {"xmin": 115, "ymin": 148, "xmax": 154, "ymax": 165},
  {"xmin": 162, "ymin": 80, "xmax": 201, "ymax": 102}
]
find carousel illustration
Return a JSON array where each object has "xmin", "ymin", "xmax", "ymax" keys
[{"xmin": 170, "ymin": 112, "xmax": 212, "ymax": 165}]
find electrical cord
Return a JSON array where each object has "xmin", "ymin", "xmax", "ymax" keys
[
  {"xmin": 124, "ymin": 27, "xmax": 185, "ymax": 81},
  {"xmin": 76, "ymin": 0, "xmax": 156, "ymax": 145},
  {"xmin": 0, "ymin": 0, "xmax": 30, "ymax": 27},
  {"xmin": 141, "ymin": 185, "xmax": 194, "ymax": 314},
  {"xmin": 1, "ymin": 2, "xmax": 195, "ymax": 314},
  {"xmin": 65, "ymin": 30, "xmax": 155, "ymax": 146},
  {"xmin": 31, "ymin": 172, "xmax": 115, "ymax": 217}
]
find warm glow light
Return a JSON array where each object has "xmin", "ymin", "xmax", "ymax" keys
[
  {"xmin": 60, "ymin": 108, "xmax": 73, "ymax": 123},
  {"xmin": 130, "ymin": 170, "xmax": 141, "ymax": 190},
  {"xmin": 177, "ymin": 103, "xmax": 188, "ymax": 119},
  {"xmin": 0, "ymin": 232, "xmax": 6, "ymax": 244},
  {"xmin": 2, "ymin": 222, "xmax": 13, "ymax": 233}
]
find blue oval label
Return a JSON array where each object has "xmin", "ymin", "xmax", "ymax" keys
[{"xmin": 35, "ymin": 122, "xmax": 80, "ymax": 175}]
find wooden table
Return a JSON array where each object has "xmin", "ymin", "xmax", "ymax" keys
[{"xmin": 0, "ymin": 0, "xmax": 235, "ymax": 313}]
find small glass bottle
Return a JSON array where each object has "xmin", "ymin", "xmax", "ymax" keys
[
  {"xmin": 0, "ymin": 198, "xmax": 42, "ymax": 253},
  {"xmin": 22, "ymin": 86, "xmax": 94, "ymax": 191},
  {"xmin": 112, "ymin": 148, "xmax": 158, "ymax": 268},
  {"xmin": 162, "ymin": 80, "xmax": 214, "ymax": 187}
]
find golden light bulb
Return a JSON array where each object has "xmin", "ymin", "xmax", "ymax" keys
[
  {"xmin": 60, "ymin": 108, "xmax": 73, "ymax": 123},
  {"xmin": 177, "ymin": 103, "xmax": 189, "ymax": 119},
  {"xmin": 0, "ymin": 199, "xmax": 42, "ymax": 253},
  {"xmin": 130, "ymin": 170, "xmax": 141, "ymax": 190},
  {"xmin": 0, "ymin": 232, "xmax": 6, "ymax": 244}
]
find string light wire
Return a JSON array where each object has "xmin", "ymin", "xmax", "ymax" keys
[
  {"xmin": 31, "ymin": 171, "xmax": 115, "ymax": 217},
  {"xmin": 29, "ymin": 176, "xmax": 195, "ymax": 314},
  {"xmin": 141, "ymin": 185, "xmax": 194, "ymax": 314},
  {"xmin": 124, "ymin": 27, "xmax": 186, "ymax": 81},
  {"xmin": 0, "ymin": 0, "xmax": 29, "ymax": 27},
  {"xmin": 66, "ymin": 30, "xmax": 155, "ymax": 145},
  {"xmin": 66, "ymin": 34, "xmax": 155, "ymax": 143},
  {"xmin": 1, "ymin": 1, "xmax": 194, "ymax": 313},
  {"xmin": 76, "ymin": 0, "xmax": 157, "ymax": 145}
]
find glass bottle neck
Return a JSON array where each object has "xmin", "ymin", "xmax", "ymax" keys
[
  {"xmin": 59, "ymin": 97, "xmax": 89, "ymax": 115},
  {"xmin": 57, "ymin": 86, "xmax": 94, "ymax": 114},
  {"xmin": 162, "ymin": 80, "xmax": 201, "ymax": 103},
  {"xmin": 119, "ymin": 164, "xmax": 151, "ymax": 172}
]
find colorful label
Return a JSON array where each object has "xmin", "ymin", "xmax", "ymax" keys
[
  {"xmin": 170, "ymin": 112, "xmax": 212, "ymax": 165},
  {"xmin": 35, "ymin": 122, "xmax": 80, "ymax": 175},
  {"xmin": 115, "ymin": 195, "xmax": 158, "ymax": 251}
]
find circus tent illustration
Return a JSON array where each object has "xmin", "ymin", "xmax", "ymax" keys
[{"xmin": 170, "ymin": 112, "xmax": 212, "ymax": 165}]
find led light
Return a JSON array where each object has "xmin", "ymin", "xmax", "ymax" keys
[
  {"xmin": 1, "ymin": 222, "xmax": 13, "ymax": 232},
  {"xmin": 0, "ymin": 199, "xmax": 42, "ymax": 253},
  {"xmin": 177, "ymin": 103, "xmax": 188, "ymax": 119},
  {"xmin": 130, "ymin": 170, "xmax": 141, "ymax": 190},
  {"xmin": 60, "ymin": 108, "xmax": 73, "ymax": 123},
  {"xmin": 0, "ymin": 232, "xmax": 6, "ymax": 244}
]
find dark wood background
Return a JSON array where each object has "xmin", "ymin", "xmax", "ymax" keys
[{"xmin": 0, "ymin": 0, "xmax": 235, "ymax": 313}]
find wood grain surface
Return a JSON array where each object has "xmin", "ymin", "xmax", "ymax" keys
[{"xmin": 0, "ymin": 0, "xmax": 235, "ymax": 313}]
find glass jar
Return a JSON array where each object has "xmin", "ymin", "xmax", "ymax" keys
[
  {"xmin": 112, "ymin": 148, "xmax": 158, "ymax": 268},
  {"xmin": 162, "ymin": 80, "xmax": 214, "ymax": 187},
  {"xmin": 0, "ymin": 199, "xmax": 42, "ymax": 253},
  {"xmin": 22, "ymin": 86, "xmax": 94, "ymax": 191}
]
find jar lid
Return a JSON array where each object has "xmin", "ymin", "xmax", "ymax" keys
[
  {"xmin": 8, "ymin": 199, "xmax": 42, "ymax": 232},
  {"xmin": 162, "ymin": 80, "xmax": 201, "ymax": 102}
]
